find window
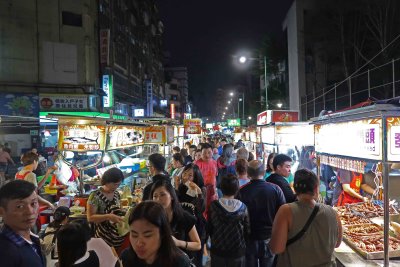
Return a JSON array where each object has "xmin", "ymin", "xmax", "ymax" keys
[
  {"xmin": 62, "ymin": 11, "xmax": 82, "ymax": 27},
  {"xmin": 170, "ymin": 95, "xmax": 178, "ymax": 101}
]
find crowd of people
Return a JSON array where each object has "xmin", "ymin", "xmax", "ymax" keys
[{"xmin": 0, "ymin": 135, "xmax": 351, "ymax": 267}]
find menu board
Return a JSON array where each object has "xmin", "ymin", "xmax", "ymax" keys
[
  {"xmin": 106, "ymin": 126, "xmax": 145, "ymax": 150},
  {"xmin": 184, "ymin": 119, "xmax": 202, "ymax": 135},
  {"xmin": 145, "ymin": 126, "xmax": 166, "ymax": 144},
  {"xmin": 387, "ymin": 117, "xmax": 400, "ymax": 161},
  {"xmin": 58, "ymin": 124, "xmax": 106, "ymax": 151},
  {"xmin": 315, "ymin": 118, "xmax": 382, "ymax": 160}
]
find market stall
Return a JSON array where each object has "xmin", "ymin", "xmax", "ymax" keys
[
  {"xmin": 183, "ymin": 119, "xmax": 202, "ymax": 146},
  {"xmin": 312, "ymin": 103, "xmax": 400, "ymax": 266}
]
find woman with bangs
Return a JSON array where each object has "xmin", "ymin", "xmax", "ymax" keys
[{"xmin": 120, "ymin": 201, "xmax": 192, "ymax": 267}]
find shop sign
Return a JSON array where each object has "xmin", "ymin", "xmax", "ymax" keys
[
  {"xmin": 275, "ymin": 124, "xmax": 314, "ymax": 146},
  {"xmin": 315, "ymin": 118, "xmax": 381, "ymax": 160},
  {"xmin": 257, "ymin": 111, "xmax": 268, "ymax": 126},
  {"xmin": 387, "ymin": 117, "xmax": 400, "ymax": 161},
  {"xmin": 184, "ymin": 119, "xmax": 202, "ymax": 135},
  {"xmin": 145, "ymin": 126, "xmax": 166, "ymax": 143},
  {"xmin": 267, "ymin": 110, "xmax": 299, "ymax": 124},
  {"xmin": 134, "ymin": 109, "xmax": 144, "ymax": 117},
  {"xmin": 102, "ymin": 75, "xmax": 113, "ymax": 108},
  {"xmin": 0, "ymin": 93, "xmax": 39, "ymax": 117},
  {"xmin": 106, "ymin": 126, "xmax": 145, "ymax": 150},
  {"xmin": 160, "ymin": 99, "xmax": 168, "ymax": 108},
  {"xmin": 205, "ymin": 123, "xmax": 213, "ymax": 129},
  {"xmin": 227, "ymin": 119, "xmax": 241, "ymax": 127},
  {"xmin": 184, "ymin": 113, "xmax": 192, "ymax": 119},
  {"xmin": 100, "ymin": 29, "xmax": 110, "ymax": 65},
  {"xmin": 319, "ymin": 155, "xmax": 366, "ymax": 174},
  {"xmin": 261, "ymin": 126, "xmax": 275, "ymax": 144},
  {"xmin": 58, "ymin": 124, "xmax": 106, "ymax": 151},
  {"xmin": 166, "ymin": 126, "xmax": 174, "ymax": 143},
  {"xmin": 170, "ymin": 104, "xmax": 175, "ymax": 119},
  {"xmin": 40, "ymin": 94, "xmax": 88, "ymax": 111}
]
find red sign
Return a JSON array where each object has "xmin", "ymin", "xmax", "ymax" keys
[
  {"xmin": 269, "ymin": 110, "xmax": 298, "ymax": 123},
  {"xmin": 183, "ymin": 119, "xmax": 202, "ymax": 135},
  {"xmin": 257, "ymin": 111, "xmax": 268, "ymax": 125},
  {"xmin": 170, "ymin": 104, "xmax": 175, "ymax": 119}
]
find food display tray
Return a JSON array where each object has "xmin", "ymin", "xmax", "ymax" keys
[{"xmin": 343, "ymin": 235, "xmax": 400, "ymax": 260}]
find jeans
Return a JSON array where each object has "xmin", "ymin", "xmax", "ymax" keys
[
  {"xmin": 245, "ymin": 239, "xmax": 275, "ymax": 267},
  {"xmin": 211, "ymin": 253, "xmax": 245, "ymax": 267}
]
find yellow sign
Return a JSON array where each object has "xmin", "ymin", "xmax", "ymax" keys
[
  {"xmin": 145, "ymin": 126, "xmax": 166, "ymax": 144},
  {"xmin": 183, "ymin": 119, "xmax": 202, "ymax": 135},
  {"xmin": 58, "ymin": 124, "xmax": 106, "ymax": 151},
  {"xmin": 106, "ymin": 126, "xmax": 145, "ymax": 150}
]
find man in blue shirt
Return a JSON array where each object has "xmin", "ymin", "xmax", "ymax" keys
[
  {"xmin": 238, "ymin": 160, "xmax": 286, "ymax": 267},
  {"xmin": 0, "ymin": 180, "xmax": 45, "ymax": 267}
]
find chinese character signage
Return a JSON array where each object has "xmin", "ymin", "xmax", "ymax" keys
[
  {"xmin": 257, "ymin": 111, "xmax": 268, "ymax": 125},
  {"xmin": 268, "ymin": 110, "xmax": 299, "ymax": 123},
  {"xmin": 103, "ymin": 75, "xmax": 113, "ymax": 108},
  {"xmin": 145, "ymin": 126, "xmax": 166, "ymax": 144},
  {"xmin": 39, "ymin": 94, "xmax": 88, "ymax": 111},
  {"xmin": 227, "ymin": 119, "xmax": 241, "ymax": 127},
  {"xmin": 58, "ymin": 123, "xmax": 106, "ymax": 152},
  {"xmin": 106, "ymin": 126, "xmax": 145, "ymax": 150},
  {"xmin": 387, "ymin": 117, "xmax": 400, "ymax": 161},
  {"xmin": 315, "ymin": 118, "xmax": 381, "ymax": 160},
  {"xmin": 275, "ymin": 123, "xmax": 314, "ymax": 146},
  {"xmin": 170, "ymin": 104, "xmax": 175, "ymax": 119},
  {"xmin": 320, "ymin": 155, "xmax": 366, "ymax": 174},
  {"xmin": 100, "ymin": 29, "xmax": 110, "ymax": 65},
  {"xmin": 184, "ymin": 119, "xmax": 202, "ymax": 135}
]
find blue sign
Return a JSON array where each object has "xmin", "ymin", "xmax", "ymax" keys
[{"xmin": 0, "ymin": 93, "xmax": 39, "ymax": 117}]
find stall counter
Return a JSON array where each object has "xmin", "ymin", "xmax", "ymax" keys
[{"xmin": 335, "ymin": 242, "xmax": 400, "ymax": 266}]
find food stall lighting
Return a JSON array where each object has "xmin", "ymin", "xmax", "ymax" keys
[
  {"xmin": 64, "ymin": 151, "xmax": 75, "ymax": 159},
  {"xmin": 277, "ymin": 103, "xmax": 283, "ymax": 108}
]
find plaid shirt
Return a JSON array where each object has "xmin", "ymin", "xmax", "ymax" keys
[{"xmin": 0, "ymin": 224, "xmax": 44, "ymax": 266}]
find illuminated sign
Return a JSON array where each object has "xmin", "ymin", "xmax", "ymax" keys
[
  {"xmin": 145, "ymin": 126, "xmax": 166, "ymax": 143},
  {"xmin": 387, "ymin": 117, "xmax": 400, "ymax": 161},
  {"xmin": 102, "ymin": 75, "xmax": 113, "ymax": 108},
  {"xmin": 257, "ymin": 111, "xmax": 268, "ymax": 125},
  {"xmin": 184, "ymin": 113, "xmax": 192, "ymax": 119},
  {"xmin": 58, "ymin": 123, "xmax": 106, "ymax": 152},
  {"xmin": 275, "ymin": 124, "xmax": 314, "ymax": 146},
  {"xmin": 315, "ymin": 118, "xmax": 382, "ymax": 160},
  {"xmin": 205, "ymin": 123, "xmax": 213, "ymax": 129},
  {"xmin": 134, "ymin": 109, "xmax": 144, "ymax": 117},
  {"xmin": 261, "ymin": 126, "xmax": 275, "ymax": 144},
  {"xmin": 106, "ymin": 126, "xmax": 145, "ymax": 150},
  {"xmin": 170, "ymin": 104, "xmax": 175, "ymax": 119},
  {"xmin": 184, "ymin": 119, "xmax": 202, "ymax": 135},
  {"xmin": 40, "ymin": 94, "xmax": 88, "ymax": 110},
  {"xmin": 227, "ymin": 119, "xmax": 241, "ymax": 127},
  {"xmin": 160, "ymin": 100, "xmax": 168, "ymax": 107}
]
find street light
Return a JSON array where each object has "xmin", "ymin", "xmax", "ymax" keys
[
  {"xmin": 228, "ymin": 100, "xmax": 231, "ymax": 104},
  {"xmin": 277, "ymin": 102, "xmax": 283, "ymax": 108},
  {"xmin": 238, "ymin": 54, "xmax": 268, "ymax": 110},
  {"xmin": 248, "ymin": 116, "xmax": 252, "ymax": 120},
  {"xmin": 230, "ymin": 92, "xmax": 234, "ymax": 96}
]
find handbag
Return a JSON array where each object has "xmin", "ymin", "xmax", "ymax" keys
[{"xmin": 286, "ymin": 204, "xmax": 320, "ymax": 246}]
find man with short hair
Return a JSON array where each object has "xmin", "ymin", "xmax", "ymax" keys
[
  {"xmin": 268, "ymin": 154, "xmax": 297, "ymax": 203},
  {"xmin": 195, "ymin": 143, "xmax": 218, "ymax": 219},
  {"xmin": 238, "ymin": 160, "xmax": 286, "ymax": 267},
  {"xmin": 142, "ymin": 153, "xmax": 169, "ymax": 200},
  {"xmin": 236, "ymin": 147, "xmax": 249, "ymax": 161},
  {"xmin": 0, "ymin": 180, "xmax": 45, "ymax": 267}
]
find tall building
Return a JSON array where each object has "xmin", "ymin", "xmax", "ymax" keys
[
  {"xmin": 164, "ymin": 67, "xmax": 189, "ymax": 120},
  {"xmin": 99, "ymin": 0, "xmax": 164, "ymax": 117}
]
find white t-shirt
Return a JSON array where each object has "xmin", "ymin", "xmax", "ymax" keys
[{"xmin": 87, "ymin": 238, "xmax": 119, "ymax": 267}]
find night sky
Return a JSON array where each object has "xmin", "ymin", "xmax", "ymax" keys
[{"xmin": 157, "ymin": 0, "xmax": 293, "ymax": 116}]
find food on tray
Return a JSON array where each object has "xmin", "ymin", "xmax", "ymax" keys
[
  {"xmin": 346, "ymin": 235, "xmax": 400, "ymax": 253},
  {"xmin": 344, "ymin": 223, "xmax": 382, "ymax": 236},
  {"xmin": 340, "ymin": 214, "xmax": 371, "ymax": 226},
  {"xmin": 350, "ymin": 202, "xmax": 398, "ymax": 218},
  {"xmin": 334, "ymin": 205, "xmax": 352, "ymax": 216}
]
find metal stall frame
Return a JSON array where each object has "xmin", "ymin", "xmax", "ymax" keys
[{"xmin": 311, "ymin": 104, "xmax": 400, "ymax": 266}]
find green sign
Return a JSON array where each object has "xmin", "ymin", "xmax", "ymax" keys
[{"xmin": 227, "ymin": 119, "xmax": 241, "ymax": 127}]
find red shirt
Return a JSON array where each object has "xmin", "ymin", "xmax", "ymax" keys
[{"xmin": 195, "ymin": 158, "xmax": 217, "ymax": 186}]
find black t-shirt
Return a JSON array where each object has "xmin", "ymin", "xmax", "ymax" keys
[
  {"xmin": 268, "ymin": 173, "xmax": 296, "ymax": 203},
  {"xmin": 170, "ymin": 210, "xmax": 197, "ymax": 242}
]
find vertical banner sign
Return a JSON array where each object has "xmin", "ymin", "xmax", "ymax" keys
[
  {"xmin": 100, "ymin": 29, "xmax": 110, "ymax": 65},
  {"xmin": 170, "ymin": 104, "xmax": 175, "ymax": 119},
  {"xmin": 103, "ymin": 75, "xmax": 113, "ymax": 108},
  {"xmin": 145, "ymin": 79, "xmax": 153, "ymax": 116}
]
